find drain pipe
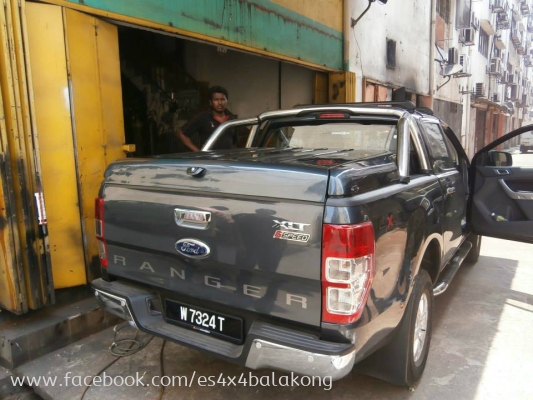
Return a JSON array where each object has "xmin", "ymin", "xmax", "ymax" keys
[
  {"xmin": 343, "ymin": 0, "xmax": 352, "ymax": 71},
  {"xmin": 428, "ymin": 0, "xmax": 436, "ymax": 109}
]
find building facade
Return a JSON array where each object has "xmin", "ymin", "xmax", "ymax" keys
[{"xmin": 346, "ymin": 0, "xmax": 532, "ymax": 158}]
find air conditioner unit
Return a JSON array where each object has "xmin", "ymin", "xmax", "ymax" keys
[
  {"xmin": 475, "ymin": 82, "xmax": 486, "ymax": 97},
  {"xmin": 500, "ymin": 51, "xmax": 506, "ymax": 62},
  {"xmin": 448, "ymin": 47, "xmax": 459, "ymax": 64},
  {"xmin": 492, "ymin": 93, "xmax": 500, "ymax": 102},
  {"xmin": 500, "ymin": 70, "xmax": 509, "ymax": 84},
  {"xmin": 510, "ymin": 84, "xmax": 519, "ymax": 100},
  {"xmin": 490, "ymin": 57, "xmax": 503, "ymax": 75},
  {"xmin": 459, "ymin": 28, "xmax": 476, "ymax": 46},
  {"xmin": 459, "ymin": 54, "xmax": 471, "ymax": 74}
]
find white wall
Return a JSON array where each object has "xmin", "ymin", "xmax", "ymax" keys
[
  {"xmin": 348, "ymin": 0, "xmax": 431, "ymax": 100},
  {"xmin": 183, "ymin": 41, "xmax": 314, "ymax": 118}
]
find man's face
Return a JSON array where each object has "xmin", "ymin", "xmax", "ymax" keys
[{"xmin": 210, "ymin": 92, "xmax": 228, "ymax": 113}]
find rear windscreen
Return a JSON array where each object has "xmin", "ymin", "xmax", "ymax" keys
[{"xmin": 253, "ymin": 121, "xmax": 397, "ymax": 156}]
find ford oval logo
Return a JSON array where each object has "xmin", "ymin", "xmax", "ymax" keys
[{"xmin": 175, "ymin": 238, "xmax": 210, "ymax": 259}]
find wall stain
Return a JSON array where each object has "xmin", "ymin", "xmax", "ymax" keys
[{"xmin": 180, "ymin": 1, "xmax": 339, "ymax": 40}]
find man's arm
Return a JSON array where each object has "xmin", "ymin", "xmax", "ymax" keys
[{"xmin": 177, "ymin": 128, "xmax": 200, "ymax": 152}]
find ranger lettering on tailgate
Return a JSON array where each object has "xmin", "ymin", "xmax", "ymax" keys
[{"xmin": 113, "ymin": 255, "xmax": 308, "ymax": 308}]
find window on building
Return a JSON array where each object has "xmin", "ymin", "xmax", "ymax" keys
[
  {"xmin": 455, "ymin": 0, "xmax": 472, "ymax": 29},
  {"xmin": 386, "ymin": 39, "xmax": 396, "ymax": 68},
  {"xmin": 437, "ymin": 0, "xmax": 451, "ymax": 23},
  {"xmin": 478, "ymin": 29, "xmax": 489, "ymax": 58}
]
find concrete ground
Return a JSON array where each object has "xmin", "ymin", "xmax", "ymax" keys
[
  {"xmin": 1, "ymin": 365, "xmax": 40, "ymax": 400},
  {"xmin": 9, "ymin": 236, "xmax": 533, "ymax": 400}
]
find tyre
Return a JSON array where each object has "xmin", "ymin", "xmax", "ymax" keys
[
  {"xmin": 357, "ymin": 270, "xmax": 433, "ymax": 387},
  {"xmin": 465, "ymin": 233, "xmax": 482, "ymax": 263},
  {"xmin": 521, "ymin": 145, "xmax": 527, "ymax": 154}
]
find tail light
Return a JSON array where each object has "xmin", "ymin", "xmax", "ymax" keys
[
  {"xmin": 95, "ymin": 197, "xmax": 108, "ymax": 268},
  {"xmin": 321, "ymin": 222, "xmax": 375, "ymax": 324}
]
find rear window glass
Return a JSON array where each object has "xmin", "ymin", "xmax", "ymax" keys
[{"xmin": 253, "ymin": 121, "xmax": 397, "ymax": 155}]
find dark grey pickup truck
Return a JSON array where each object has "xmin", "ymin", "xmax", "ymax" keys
[{"xmin": 92, "ymin": 101, "xmax": 533, "ymax": 386}]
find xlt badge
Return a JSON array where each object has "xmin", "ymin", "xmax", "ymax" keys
[
  {"xmin": 272, "ymin": 220, "xmax": 310, "ymax": 232},
  {"xmin": 272, "ymin": 219, "xmax": 311, "ymax": 242}
]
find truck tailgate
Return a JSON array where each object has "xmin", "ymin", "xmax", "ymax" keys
[{"xmin": 102, "ymin": 156, "xmax": 330, "ymax": 327}]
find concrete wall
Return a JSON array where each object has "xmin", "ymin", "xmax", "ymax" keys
[
  {"xmin": 433, "ymin": 1, "xmax": 466, "ymax": 105},
  {"xmin": 348, "ymin": 0, "xmax": 431, "ymax": 101},
  {"xmin": 183, "ymin": 41, "xmax": 314, "ymax": 118},
  {"xmin": 434, "ymin": 99, "xmax": 463, "ymax": 140}
]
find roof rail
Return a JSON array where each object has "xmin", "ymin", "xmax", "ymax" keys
[
  {"xmin": 414, "ymin": 106, "xmax": 434, "ymax": 115},
  {"xmin": 293, "ymin": 101, "xmax": 435, "ymax": 115}
]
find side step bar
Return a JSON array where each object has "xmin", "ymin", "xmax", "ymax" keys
[{"xmin": 433, "ymin": 241, "xmax": 472, "ymax": 296}]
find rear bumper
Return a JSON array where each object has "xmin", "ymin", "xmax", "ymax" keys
[{"xmin": 92, "ymin": 278, "xmax": 356, "ymax": 380}]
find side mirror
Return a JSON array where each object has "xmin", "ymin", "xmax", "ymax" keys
[{"xmin": 488, "ymin": 151, "xmax": 513, "ymax": 167}]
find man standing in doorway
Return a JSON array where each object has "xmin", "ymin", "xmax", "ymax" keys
[{"xmin": 177, "ymin": 85, "xmax": 236, "ymax": 151}]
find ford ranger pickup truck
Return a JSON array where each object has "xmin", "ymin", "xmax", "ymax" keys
[{"xmin": 91, "ymin": 101, "xmax": 533, "ymax": 386}]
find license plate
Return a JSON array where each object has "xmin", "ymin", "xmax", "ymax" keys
[{"xmin": 165, "ymin": 300, "xmax": 243, "ymax": 343}]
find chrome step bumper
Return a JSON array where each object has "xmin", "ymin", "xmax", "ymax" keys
[{"xmin": 92, "ymin": 278, "xmax": 356, "ymax": 380}]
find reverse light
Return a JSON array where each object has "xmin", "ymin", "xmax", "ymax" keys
[
  {"xmin": 95, "ymin": 197, "xmax": 108, "ymax": 268},
  {"xmin": 322, "ymin": 222, "xmax": 375, "ymax": 324}
]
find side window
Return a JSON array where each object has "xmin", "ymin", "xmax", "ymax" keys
[
  {"xmin": 442, "ymin": 134, "xmax": 458, "ymax": 165},
  {"xmin": 421, "ymin": 122, "xmax": 456, "ymax": 171},
  {"xmin": 442, "ymin": 125, "xmax": 470, "ymax": 189}
]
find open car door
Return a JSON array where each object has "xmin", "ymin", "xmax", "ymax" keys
[{"xmin": 469, "ymin": 125, "xmax": 533, "ymax": 244}]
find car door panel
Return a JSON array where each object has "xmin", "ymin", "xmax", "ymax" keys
[
  {"xmin": 419, "ymin": 120, "xmax": 468, "ymax": 262},
  {"xmin": 470, "ymin": 125, "xmax": 533, "ymax": 244}
]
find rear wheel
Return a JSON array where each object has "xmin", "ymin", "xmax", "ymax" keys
[
  {"xmin": 465, "ymin": 233, "xmax": 482, "ymax": 263},
  {"xmin": 521, "ymin": 145, "xmax": 527, "ymax": 154},
  {"xmin": 358, "ymin": 270, "xmax": 433, "ymax": 387}
]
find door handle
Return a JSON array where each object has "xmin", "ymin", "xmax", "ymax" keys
[
  {"xmin": 446, "ymin": 187, "xmax": 456, "ymax": 195},
  {"xmin": 495, "ymin": 169, "xmax": 510, "ymax": 175}
]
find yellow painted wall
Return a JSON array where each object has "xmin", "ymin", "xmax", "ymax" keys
[
  {"xmin": 25, "ymin": 3, "xmax": 87, "ymax": 289},
  {"xmin": 26, "ymin": 3, "xmax": 126, "ymax": 289},
  {"xmin": 64, "ymin": 8, "xmax": 125, "ymax": 281},
  {"xmin": 272, "ymin": 0, "xmax": 343, "ymax": 31}
]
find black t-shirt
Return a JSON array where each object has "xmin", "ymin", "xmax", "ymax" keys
[{"xmin": 182, "ymin": 110, "xmax": 236, "ymax": 150}]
